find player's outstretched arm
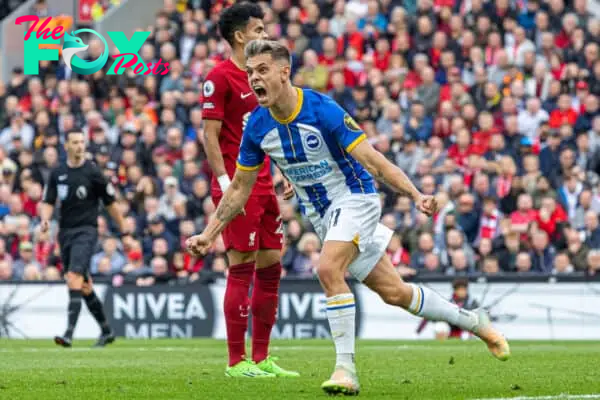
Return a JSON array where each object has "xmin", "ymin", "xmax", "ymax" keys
[
  {"xmin": 349, "ymin": 139, "xmax": 437, "ymax": 216},
  {"xmin": 186, "ymin": 168, "xmax": 259, "ymax": 256}
]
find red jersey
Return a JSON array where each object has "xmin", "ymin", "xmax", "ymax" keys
[
  {"xmin": 549, "ymin": 108, "xmax": 578, "ymax": 129},
  {"xmin": 447, "ymin": 144, "xmax": 475, "ymax": 167},
  {"xmin": 201, "ymin": 59, "xmax": 273, "ymax": 196},
  {"xmin": 471, "ymin": 129, "xmax": 498, "ymax": 155}
]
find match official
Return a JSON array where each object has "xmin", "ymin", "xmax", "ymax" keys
[{"xmin": 40, "ymin": 130, "xmax": 130, "ymax": 347}]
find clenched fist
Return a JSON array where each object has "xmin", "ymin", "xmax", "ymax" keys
[
  {"xmin": 186, "ymin": 234, "xmax": 213, "ymax": 257},
  {"xmin": 415, "ymin": 194, "xmax": 438, "ymax": 217}
]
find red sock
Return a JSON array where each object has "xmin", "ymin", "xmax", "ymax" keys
[
  {"xmin": 251, "ymin": 262, "xmax": 282, "ymax": 363},
  {"xmin": 224, "ymin": 262, "xmax": 254, "ymax": 366}
]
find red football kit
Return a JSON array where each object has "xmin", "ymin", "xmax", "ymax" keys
[
  {"xmin": 202, "ymin": 58, "xmax": 284, "ymax": 367},
  {"xmin": 201, "ymin": 59, "xmax": 283, "ymax": 252}
]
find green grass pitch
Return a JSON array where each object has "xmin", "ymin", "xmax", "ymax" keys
[{"xmin": 1, "ymin": 339, "xmax": 599, "ymax": 399}]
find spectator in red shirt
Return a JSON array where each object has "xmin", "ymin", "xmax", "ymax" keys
[
  {"xmin": 536, "ymin": 196, "xmax": 568, "ymax": 240},
  {"xmin": 472, "ymin": 111, "xmax": 499, "ymax": 155},
  {"xmin": 549, "ymin": 94, "xmax": 578, "ymax": 128},
  {"xmin": 447, "ymin": 128, "xmax": 476, "ymax": 168},
  {"xmin": 478, "ymin": 197, "xmax": 502, "ymax": 242},
  {"xmin": 510, "ymin": 193, "xmax": 538, "ymax": 239},
  {"xmin": 439, "ymin": 67, "xmax": 466, "ymax": 104},
  {"xmin": 433, "ymin": 101, "xmax": 455, "ymax": 139},
  {"xmin": 373, "ymin": 37, "xmax": 391, "ymax": 71},
  {"xmin": 21, "ymin": 181, "xmax": 42, "ymax": 218},
  {"xmin": 338, "ymin": 19, "xmax": 365, "ymax": 59},
  {"xmin": 164, "ymin": 127, "xmax": 184, "ymax": 165},
  {"xmin": 386, "ymin": 231, "xmax": 411, "ymax": 268},
  {"xmin": 429, "ymin": 31, "xmax": 448, "ymax": 70},
  {"xmin": 554, "ymin": 13, "xmax": 578, "ymax": 49},
  {"xmin": 318, "ymin": 36, "xmax": 337, "ymax": 67}
]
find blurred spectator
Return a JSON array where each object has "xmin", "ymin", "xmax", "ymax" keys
[
  {"xmin": 91, "ymin": 237, "xmax": 126, "ymax": 275},
  {"xmin": 12, "ymin": 241, "xmax": 41, "ymax": 280},
  {"xmin": 0, "ymin": 259, "xmax": 13, "ymax": 281},
  {"xmin": 291, "ymin": 233, "xmax": 320, "ymax": 277},
  {"xmin": 552, "ymin": 252, "xmax": 575, "ymax": 275}
]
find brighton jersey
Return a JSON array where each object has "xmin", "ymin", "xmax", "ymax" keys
[{"xmin": 237, "ymin": 88, "xmax": 376, "ymax": 222}]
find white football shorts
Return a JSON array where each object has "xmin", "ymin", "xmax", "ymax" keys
[{"xmin": 313, "ymin": 193, "xmax": 393, "ymax": 282}]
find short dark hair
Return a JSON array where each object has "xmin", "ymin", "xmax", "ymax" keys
[
  {"xmin": 219, "ymin": 2, "xmax": 264, "ymax": 47},
  {"xmin": 244, "ymin": 39, "xmax": 291, "ymax": 64},
  {"xmin": 452, "ymin": 278, "xmax": 469, "ymax": 289},
  {"xmin": 65, "ymin": 130, "xmax": 84, "ymax": 141}
]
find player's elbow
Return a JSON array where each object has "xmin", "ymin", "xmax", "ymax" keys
[{"xmin": 361, "ymin": 153, "xmax": 386, "ymax": 181}]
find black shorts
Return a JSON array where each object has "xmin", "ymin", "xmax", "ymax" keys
[{"xmin": 58, "ymin": 226, "xmax": 98, "ymax": 278}]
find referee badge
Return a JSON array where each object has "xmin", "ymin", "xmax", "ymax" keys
[
  {"xmin": 57, "ymin": 184, "xmax": 68, "ymax": 200},
  {"xmin": 76, "ymin": 185, "xmax": 88, "ymax": 200},
  {"xmin": 344, "ymin": 114, "xmax": 362, "ymax": 132}
]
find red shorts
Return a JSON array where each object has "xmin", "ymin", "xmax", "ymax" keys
[{"xmin": 212, "ymin": 194, "xmax": 283, "ymax": 252}]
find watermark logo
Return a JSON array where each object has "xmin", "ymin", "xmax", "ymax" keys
[
  {"xmin": 62, "ymin": 29, "xmax": 108, "ymax": 75},
  {"xmin": 15, "ymin": 15, "xmax": 170, "ymax": 76}
]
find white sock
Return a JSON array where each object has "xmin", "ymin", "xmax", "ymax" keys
[
  {"xmin": 408, "ymin": 284, "xmax": 478, "ymax": 331},
  {"xmin": 326, "ymin": 293, "xmax": 356, "ymax": 370}
]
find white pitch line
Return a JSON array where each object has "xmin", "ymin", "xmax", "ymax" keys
[
  {"xmin": 0, "ymin": 345, "xmax": 409, "ymax": 353},
  {"xmin": 0, "ymin": 343, "xmax": 594, "ymax": 353},
  {"xmin": 472, "ymin": 394, "xmax": 600, "ymax": 400}
]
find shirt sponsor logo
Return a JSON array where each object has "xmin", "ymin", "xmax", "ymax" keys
[
  {"xmin": 286, "ymin": 160, "xmax": 332, "ymax": 182},
  {"xmin": 203, "ymin": 102, "xmax": 215, "ymax": 110},
  {"xmin": 57, "ymin": 184, "xmax": 68, "ymax": 200}
]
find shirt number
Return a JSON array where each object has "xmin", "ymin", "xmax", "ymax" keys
[{"xmin": 329, "ymin": 208, "xmax": 341, "ymax": 229}]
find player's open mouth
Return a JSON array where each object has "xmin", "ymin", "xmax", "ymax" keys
[{"xmin": 253, "ymin": 86, "xmax": 267, "ymax": 99}]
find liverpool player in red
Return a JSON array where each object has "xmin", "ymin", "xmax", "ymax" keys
[{"xmin": 201, "ymin": 3, "xmax": 298, "ymax": 378}]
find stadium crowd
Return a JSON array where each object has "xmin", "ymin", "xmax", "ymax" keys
[{"xmin": 0, "ymin": 0, "xmax": 600, "ymax": 285}]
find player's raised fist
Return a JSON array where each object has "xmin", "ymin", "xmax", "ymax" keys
[
  {"xmin": 186, "ymin": 234, "xmax": 213, "ymax": 257},
  {"xmin": 416, "ymin": 194, "xmax": 437, "ymax": 216}
]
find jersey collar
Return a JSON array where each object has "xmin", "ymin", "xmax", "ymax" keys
[{"xmin": 270, "ymin": 87, "xmax": 303, "ymax": 124}]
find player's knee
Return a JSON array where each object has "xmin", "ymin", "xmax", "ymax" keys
[
  {"xmin": 66, "ymin": 272, "xmax": 84, "ymax": 289},
  {"xmin": 316, "ymin": 261, "xmax": 345, "ymax": 289},
  {"xmin": 255, "ymin": 249, "xmax": 281, "ymax": 269},
  {"xmin": 381, "ymin": 284, "xmax": 412, "ymax": 308},
  {"xmin": 227, "ymin": 250, "xmax": 256, "ymax": 265},
  {"xmin": 81, "ymin": 282, "xmax": 93, "ymax": 295}
]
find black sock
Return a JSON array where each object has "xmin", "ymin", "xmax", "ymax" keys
[
  {"xmin": 84, "ymin": 290, "xmax": 111, "ymax": 334},
  {"xmin": 65, "ymin": 289, "xmax": 83, "ymax": 339}
]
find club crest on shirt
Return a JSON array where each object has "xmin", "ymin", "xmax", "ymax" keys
[
  {"xmin": 203, "ymin": 80, "xmax": 215, "ymax": 97},
  {"xmin": 344, "ymin": 114, "xmax": 361, "ymax": 132},
  {"xmin": 303, "ymin": 133, "xmax": 323, "ymax": 153},
  {"xmin": 57, "ymin": 184, "xmax": 68, "ymax": 200}
]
